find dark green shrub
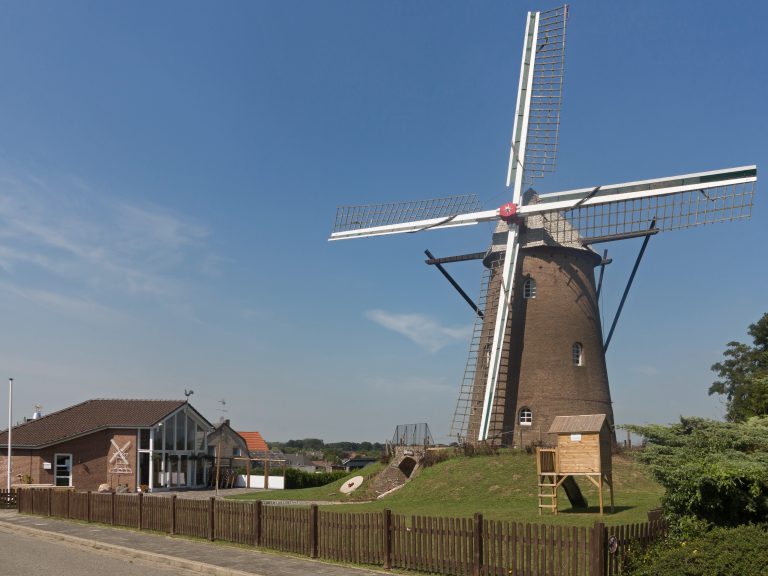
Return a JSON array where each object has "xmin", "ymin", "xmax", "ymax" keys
[
  {"xmin": 421, "ymin": 449, "xmax": 453, "ymax": 468},
  {"xmin": 624, "ymin": 417, "xmax": 768, "ymax": 525},
  {"xmin": 461, "ymin": 442, "xmax": 498, "ymax": 457},
  {"xmin": 284, "ymin": 468, "xmax": 348, "ymax": 489},
  {"xmin": 623, "ymin": 523, "xmax": 768, "ymax": 576}
]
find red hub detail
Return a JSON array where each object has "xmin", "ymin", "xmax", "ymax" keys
[{"xmin": 498, "ymin": 202, "xmax": 518, "ymax": 222}]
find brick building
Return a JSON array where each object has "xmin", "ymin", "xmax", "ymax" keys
[{"xmin": 0, "ymin": 399, "xmax": 212, "ymax": 492}]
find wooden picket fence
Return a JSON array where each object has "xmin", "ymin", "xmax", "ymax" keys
[{"xmin": 15, "ymin": 489, "xmax": 666, "ymax": 576}]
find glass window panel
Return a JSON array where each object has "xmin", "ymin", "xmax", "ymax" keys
[
  {"xmin": 180, "ymin": 455, "xmax": 188, "ymax": 486},
  {"xmin": 164, "ymin": 415, "xmax": 174, "ymax": 451},
  {"xmin": 175, "ymin": 413, "xmax": 185, "ymax": 450},
  {"xmin": 139, "ymin": 429, "xmax": 150, "ymax": 450},
  {"xmin": 153, "ymin": 425, "xmax": 162, "ymax": 449},
  {"xmin": 196, "ymin": 425, "xmax": 206, "ymax": 451},
  {"xmin": 152, "ymin": 453, "xmax": 162, "ymax": 488},
  {"xmin": 572, "ymin": 342, "xmax": 583, "ymax": 366},
  {"xmin": 186, "ymin": 416, "xmax": 195, "ymax": 451}
]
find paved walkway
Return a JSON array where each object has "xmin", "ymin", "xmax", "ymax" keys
[{"xmin": 0, "ymin": 510, "xmax": 388, "ymax": 576}]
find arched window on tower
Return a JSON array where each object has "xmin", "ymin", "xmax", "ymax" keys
[
  {"xmin": 523, "ymin": 278, "xmax": 536, "ymax": 299},
  {"xmin": 518, "ymin": 407, "xmax": 532, "ymax": 426},
  {"xmin": 572, "ymin": 342, "xmax": 583, "ymax": 366}
]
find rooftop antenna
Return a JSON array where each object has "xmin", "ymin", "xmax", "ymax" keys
[{"xmin": 217, "ymin": 398, "xmax": 227, "ymax": 424}]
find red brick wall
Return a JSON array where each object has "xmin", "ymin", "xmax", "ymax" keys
[{"xmin": 3, "ymin": 429, "xmax": 138, "ymax": 491}]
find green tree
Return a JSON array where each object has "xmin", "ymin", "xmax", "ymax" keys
[
  {"xmin": 709, "ymin": 312, "xmax": 768, "ymax": 422},
  {"xmin": 624, "ymin": 417, "xmax": 768, "ymax": 525}
]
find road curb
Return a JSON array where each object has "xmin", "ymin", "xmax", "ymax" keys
[{"xmin": 0, "ymin": 520, "xmax": 260, "ymax": 576}]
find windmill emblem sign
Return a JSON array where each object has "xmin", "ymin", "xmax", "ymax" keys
[
  {"xmin": 329, "ymin": 6, "xmax": 757, "ymax": 445},
  {"xmin": 109, "ymin": 439, "xmax": 132, "ymax": 475}
]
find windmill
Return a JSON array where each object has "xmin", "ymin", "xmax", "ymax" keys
[{"xmin": 329, "ymin": 6, "xmax": 756, "ymax": 445}]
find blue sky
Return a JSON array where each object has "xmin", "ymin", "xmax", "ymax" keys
[{"xmin": 0, "ymin": 1, "xmax": 765, "ymax": 443}]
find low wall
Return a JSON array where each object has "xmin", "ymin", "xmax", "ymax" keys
[{"xmin": 236, "ymin": 475, "xmax": 284, "ymax": 489}]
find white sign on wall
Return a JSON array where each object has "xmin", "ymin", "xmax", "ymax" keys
[
  {"xmin": 43, "ymin": 462, "xmax": 52, "ymax": 470},
  {"xmin": 570, "ymin": 433, "xmax": 582, "ymax": 442}
]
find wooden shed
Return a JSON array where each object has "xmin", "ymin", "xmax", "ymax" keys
[{"xmin": 537, "ymin": 414, "xmax": 614, "ymax": 514}]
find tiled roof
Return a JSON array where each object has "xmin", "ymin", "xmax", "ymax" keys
[
  {"xmin": 239, "ymin": 431, "xmax": 269, "ymax": 454},
  {"xmin": 0, "ymin": 399, "xmax": 187, "ymax": 448},
  {"xmin": 548, "ymin": 414, "xmax": 608, "ymax": 434}
]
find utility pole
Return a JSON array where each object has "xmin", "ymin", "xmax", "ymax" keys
[{"xmin": 7, "ymin": 378, "xmax": 13, "ymax": 492}]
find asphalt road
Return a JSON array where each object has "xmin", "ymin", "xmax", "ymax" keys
[{"xmin": 0, "ymin": 529, "xmax": 198, "ymax": 576}]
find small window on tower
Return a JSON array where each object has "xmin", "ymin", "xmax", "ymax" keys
[
  {"xmin": 519, "ymin": 407, "xmax": 533, "ymax": 426},
  {"xmin": 523, "ymin": 278, "xmax": 536, "ymax": 299},
  {"xmin": 572, "ymin": 342, "xmax": 583, "ymax": 366}
]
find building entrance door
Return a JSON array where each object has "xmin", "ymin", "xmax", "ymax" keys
[{"xmin": 54, "ymin": 454, "xmax": 72, "ymax": 487}]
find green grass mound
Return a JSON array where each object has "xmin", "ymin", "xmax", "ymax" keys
[{"xmin": 228, "ymin": 450, "xmax": 662, "ymax": 526}]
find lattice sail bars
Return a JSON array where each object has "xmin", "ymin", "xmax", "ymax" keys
[
  {"xmin": 524, "ymin": 5, "xmax": 569, "ymax": 183},
  {"xmin": 523, "ymin": 166, "xmax": 756, "ymax": 244},
  {"xmin": 330, "ymin": 194, "xmax": 493, "ymax": 241}
]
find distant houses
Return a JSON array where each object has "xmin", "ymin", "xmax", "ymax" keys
[{"xmin": 341, "ymin": 455, "xmax": 378, "ymax": 471}]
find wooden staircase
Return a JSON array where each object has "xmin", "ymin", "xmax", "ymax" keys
[
  {"xmin": 537, "ymin": 449, "xmax": 558, "ymax": 515},
  {"xmin": 536, "ymin": 448, "xmax": 589, "ymax": 515}
]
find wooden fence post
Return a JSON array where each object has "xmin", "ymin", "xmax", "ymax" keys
[
  {"xmin": 591, "ymin": 522, "xmax": 606, "ymax": 576},
  {"xmin": 66, "ymin": 489, "xmax": 71, "ymax": 519},
  {"xmin": 253, "ymin": 500, "xmax": 262, "ymax": 547},
  {"xmin": 383, "ymin": 509, "xmax": 392, "ymax": 570},
  {"xmin": 138, "ymin": 492, "xmax": 143, "ymax": 530},
  {"xmin": 208, "ymin": 496, "xmax": 215, "ymax": 541},
  {"xmin": 473, "ymin": 512, "xmax": 484, "ymax": 576},
  {"xmin": 87, "ymin": 491, "xmax": 92, "ymax": 523},
  {"xmin": 111, "ymin": 492, "xmax": 115, "ymax": 525},
  {"xmin": 170, "ymin": 494, "xmax": 177, "ymax": 535},
  {"xmin": 30, "ymin": 488, "xmax": 35, "ymax": 514},
  {"xmin": 47, "ymin": 488, "xmax": 52, "ymax": 517},
  {"xmin": 309, "ymin": 504, "xmax": 319, "ymax": 559}
]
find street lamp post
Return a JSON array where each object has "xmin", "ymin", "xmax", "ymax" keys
[{"xmin": 6, "ymin": 378, "xmax": 13, "ymax": 492}]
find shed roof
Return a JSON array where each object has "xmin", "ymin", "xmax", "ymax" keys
[
  {"xmin": 0, "ymin": 399, "xmax": 192, "ymax": 448},
  {"xmin": 548, "ymin": 414, "xmax": 608, "ymax": 434},
  {"xmin": 239, "ymin": 431, "xmax": 269, "ymax": 454}
]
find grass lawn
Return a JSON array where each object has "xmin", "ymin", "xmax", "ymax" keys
[{"xmin": 228, "ymin": 450, "xmax": 662, "ymax": 527}]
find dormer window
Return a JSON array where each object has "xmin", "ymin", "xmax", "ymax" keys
[{"xmin": 523, "ymin": 278, "xmax": 536, "ymax": 299}]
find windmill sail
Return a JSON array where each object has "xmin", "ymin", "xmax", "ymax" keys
[
  {"xmin": 330, "ymin": 195, "xmax": 495, "ymax": 240},
  {"xmin": 522, "ymin": 166, "xmax": 756, "ymax": 245},
  {"xmin": 523, "ymin": 4, "xmax": 568, "ymax": 182}
]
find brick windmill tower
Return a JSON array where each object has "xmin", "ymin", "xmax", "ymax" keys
[{"xmin": 329, "ymin": 6, "xmax": 756, "ymax": 446}]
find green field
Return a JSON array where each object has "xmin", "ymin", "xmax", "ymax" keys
[{"xmin": 228, "ymin": 450, "xmax": 662, "ymax": 527}]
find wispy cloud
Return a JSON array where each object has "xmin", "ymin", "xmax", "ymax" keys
[
  {"xmin": 631, "ymin": 365, "xmax": 659, "ymax": 377},
  {"xmin": 365, "ymin": 309, "xmax": 471, "ymax": 352},
  {"xmin": 0, "ymin": 164, "xmax": 214, "ymax": 314}
]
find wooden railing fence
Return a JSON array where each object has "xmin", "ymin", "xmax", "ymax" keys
[{"xmin": 15, "ymin": 489, "xmax": 665, "ymax": 576}]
